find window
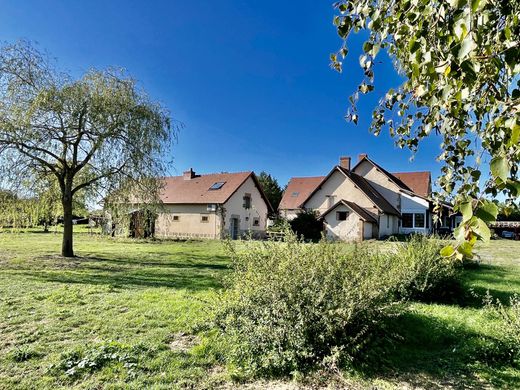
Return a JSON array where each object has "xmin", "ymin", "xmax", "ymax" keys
[
  {"xmin": 209, "ymin": 182, "xmax": 226, "ymax": 190},
  {"xmin": 402, "ymin": 213, "xmax": 413, "ymax": 228},
  {"xmin": 291, "ymin": 192, "xmax": 299, "ymax": 197},
  {"xmin": 253, "ymin": 217, "xmax": 260, "ymax": 226},
  {"xmin": 336, "ymin": 211, "xmax": 348, "ymax": 221},
  {"xmin": 173, "ymin": 215, "xmax": 180, "ymax": 222},
  {"xmin": 414, "ymin": 213, "xmax": 425, "ymax": 228},
  {"xmin": 387, "ymin": 214, "xmax": 390, "ymax": 228},
  {"xmin": 243, "ymin": 193, "xmax": 251, "ymax": 209},
  {"xmin": 201, "ymin": 215, "xmax": 209, "ymax": 223}
]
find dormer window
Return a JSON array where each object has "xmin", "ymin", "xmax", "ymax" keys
[{"xmin": 209, "ymin": 182, "xmax": 226, "ymax": 190}]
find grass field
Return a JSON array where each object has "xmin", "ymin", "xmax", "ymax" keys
[{"xmin": 0, "ymin": 230, "xmax": 519, "ymax": 389}]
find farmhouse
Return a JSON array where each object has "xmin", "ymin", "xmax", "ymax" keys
[
  {"xmin": 279, "ymin": 154, "xmax": 457, "ymax": 241},
  {"xmin": 151, "ymin": 169, "xmax": 272, "ymax": 239}
]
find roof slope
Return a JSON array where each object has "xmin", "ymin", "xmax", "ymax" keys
[
  {"xmin": 392, "ymin": 172, "xmax": 431, "ymax": 197},
  {"xmin": 320, "ymin": 199, "xmax": 377, "ymax": 224},
  {"xmin": 160, "ymin": 171, "xmax": 272, "ymax": 211},
  {"xmin": 279, "ymin": 176, "xmax": 325, "ymax": 210},
  {"xmin": 300, "ymin": 166, "xmax": 400, "ymax": 216},
  {"xmin": 337, "ymin": 167, "xmax": 400, "ymax": 215}
]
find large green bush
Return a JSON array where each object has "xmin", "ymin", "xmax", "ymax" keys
[
  {"xmin": 391, "ymin": 235, "xmax": 460, "ymax": 301},
  {"xmin": 214, "ymin": 232, "xmax": 461, "ymax": 377},
  {"xmin": 215, "ymin": 232, "xmax": 406, "ymax": 376}
]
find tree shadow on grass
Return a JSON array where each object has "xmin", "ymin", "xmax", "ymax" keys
[
  {"xmin": 19, "ymin": 252, "xmax": 229, "ymax": 291},
  {"xmin": 456, "ymin": 264, "xmax": 520, "ymax": 308},
  {"xmin": 359, "ymin": 310, "xmax": 518, "ymax": 389}
]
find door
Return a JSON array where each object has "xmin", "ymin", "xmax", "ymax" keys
[{"xmin": 230, "ymin": 217, "xmax": 239, "ymax": 240}]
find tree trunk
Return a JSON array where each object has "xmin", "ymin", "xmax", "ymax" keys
[{"xmin": 61, "ymin": 189, "xmax": 74, "ymax": 257}]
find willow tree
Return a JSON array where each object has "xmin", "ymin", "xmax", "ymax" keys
[
  {"xmin": 0, "ymin": 41, "xmax": 175, "ymax": 257},
  {"xmin": 331, "ymin": 0, "xmax": 519, "ymax": 257}
]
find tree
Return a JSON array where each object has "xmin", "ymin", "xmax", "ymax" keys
[
  {"xmin": 331, "ymin": 0, "xmax": 519, "ymax": 257},
  {"xmin": 0, "ymin": 41, "xmax": 175, "ymax": 257},
  {"xmin": 257, "ymin": 171, "xmax": 283, "ymax": 212},
  {"xmin": 289, "ymin": 210, "xmax": 324, "ymax": 242}
]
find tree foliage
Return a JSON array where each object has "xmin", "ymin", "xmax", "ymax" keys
[
  {"xmin": 0, "ymin": 41, "xmax": 176, "ymax": 256},
  {"xmin": 331, "ymin": 0, "xmax": 519, "ymax": 256},
  {"xmin": 257, "ymin": 171, "xmax": 283, "ymax": 212}
]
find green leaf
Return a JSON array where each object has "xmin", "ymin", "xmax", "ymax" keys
[
  {"xmin": 490, "ymin": 156, "xmax": 509, "ymax": 182},
  {"xmin": 509, "ymin": 123, "xmax": 520, "ymax": 147},
  {"xmin": 440, "ymin": 245, "xmax": 455, "ymax": 257},
  {"xmin": 473, "ymin": 218, "xmax": 491, "ymax": 241},
  {"xmin": 475, "ymin": 200, "xmax": 498, "ymax": 222},
  {"xmin": 458, "ymin": 34, "xmax": 477, "ymax": 60},
  {"xmin": 458, "ymin": 241, "xmax": 474, "ymax": 259},
  {"xmin": 459, "ymin": 200, "xmax": 473, "ymax": 222},
  {"xmin": 471, "ymin": 0, "xmax": 481, "ymax": 12}
]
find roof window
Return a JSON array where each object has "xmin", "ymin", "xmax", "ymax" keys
[{"xmin": 209, "ymin": 181, "xmax": 226, "ymax": 190}]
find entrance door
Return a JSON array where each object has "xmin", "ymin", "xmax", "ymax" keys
[{"xmin": 230, "ymin": 217, "xmax": 239, "ymax": 240}]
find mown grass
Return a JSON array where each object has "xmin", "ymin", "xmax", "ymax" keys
[{"xmin": 0, "ymin": 230, "xmax": 519, "ymax": 389}]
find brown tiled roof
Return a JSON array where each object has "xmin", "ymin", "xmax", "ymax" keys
[
  {"xmin": 392, "ymin": 172, "xmax": 431, "ymax": 197},
  {"xmin": 278, "ymin": 176, "xmax": 325, "ymax": 210},
  {"xmin": 160, "ymin": 171, "xmax": 273, "ymax": 211},
  {"xmin": 320, "ymin": 200, "xmax": 377, "ymax": 224}
]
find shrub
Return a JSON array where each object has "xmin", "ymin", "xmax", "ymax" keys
[
  {"xmin": 289, "ymin": 210, "xmax": 323, "ymax": 242},
  {"xmin": 391, "ymin": 234, "xmax": 460, "ymax": 302},
  {"xmin": 214, "ymin": 231, "xmax": 406, "ymax": 377},
  {"xmin": 485, "ymin": 293, "xmax": 520, "ymax": 362}
]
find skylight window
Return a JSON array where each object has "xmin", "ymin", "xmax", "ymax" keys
[
  {"xmin": 291, "ymin": 192, "xmax": 299, "ymax": 197},
  {"xmin": 209, "ymin": 181, "xmax": 226, "ymax": 190}
]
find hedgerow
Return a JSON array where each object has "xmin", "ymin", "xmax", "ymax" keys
[{"xmin": 213, "ymin": 231, "xmax": 460, "ymax": 377}]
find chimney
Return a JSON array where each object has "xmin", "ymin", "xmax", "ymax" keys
[
  {"xmin": 358, "ymin": 153, "xmax": 367, "ymax": 162},
  {"xmin": 339, "ymin": 156, "xmax": 351, "ymax": 170},
  {"xmin": 183, "ymin": 168, "xmax": 195, "ymax": 180}
]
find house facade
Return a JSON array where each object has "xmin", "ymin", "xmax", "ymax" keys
[
  {"xmin": 279, "ymin": 154, "xmax": 448, "ymax": 242},
  {"xmin": 153, "ymin": 169, "xmax": 272, "ymax": 239}
]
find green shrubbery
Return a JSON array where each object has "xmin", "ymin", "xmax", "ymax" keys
[
  {"xmin": 485, "ymin": 293, "xmax": 520, "ymax": 363},
  {"xmin": 214, "ymin": 232, "xmax": 460, "ymax": 377},
  {"xmin": 391, "ymin": 235, "xmax": 461, "ymax": 301}
]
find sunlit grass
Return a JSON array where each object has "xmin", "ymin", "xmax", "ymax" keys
[{"xmin": 0, "ymin": 230, "xmax": 518, "ymax": 388}]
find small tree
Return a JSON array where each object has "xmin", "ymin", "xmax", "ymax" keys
[
  {"xmin": 331, "ymin": 0, "xmax": 519, "ymax": 257},
  {"xmin": 0, "ymin": 41, "xmax": 176, "ymax": 256},
  {"xmin": 257, "ymin": 171, "xmax": 283, "ymax": 213},
  {"xmin": 289, "ymin": 210, "xmax": 323, "ymax": 241}
]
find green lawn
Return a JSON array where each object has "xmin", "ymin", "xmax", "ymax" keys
[{"xmin": 0, "ymin": 231, "xmax": 519, "ymax": 389}]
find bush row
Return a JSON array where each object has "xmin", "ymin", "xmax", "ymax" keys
[{"xmin": 213, "ymin": 231, "xmax": 459, "ymax": 377}]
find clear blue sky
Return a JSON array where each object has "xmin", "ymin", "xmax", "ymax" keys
[{"xmin": 1, "ymin": 0, "xmax": 443, "ymax": 187}]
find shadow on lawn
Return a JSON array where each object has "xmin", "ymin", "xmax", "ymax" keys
[
  {"xmin": 361, "ymin": 310, "xmax": 517, "ymax": 389},
  {"xmin": 20, "ymin": 253, "xmax": 229, "ymax": 291}
]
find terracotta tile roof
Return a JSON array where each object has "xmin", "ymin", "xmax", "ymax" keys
[
  {"xmin": 279, "ymin": 176, "xmax": 325, "ymax": 210},
  {"xmin": 392, "ymin": 171, "xmax": 431, "ymax": 197},
  {"xmin": 160, "ymin": 171, "xmax": 272, "ymax": 211},
  {"xmin": 320, "ymin": 199, "xmax": 378, "ymax": 224}
]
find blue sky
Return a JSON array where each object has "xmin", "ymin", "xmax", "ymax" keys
[{"xmin": 1, "ymin": 0, "xmax": 443, "ymax": 187}]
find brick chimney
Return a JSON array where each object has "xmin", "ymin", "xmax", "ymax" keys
[
  {"xmin": 339, "ymin": 156, "xmax": 351, "ymax": 170},
  {"xmin": 183, "ymin": 168, "xmax": 195, "ymax": 180},
  {"xmin": 358, "ymin": 153, "xmax": 367, "ymax": 162}
]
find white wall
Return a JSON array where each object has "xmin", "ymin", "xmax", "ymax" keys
[
  {"xmin": 223, "ymin": 176, "xmax": 269, "ymax": 238},
  {"xmin": 378, "ymin": 214, "xmax": 399, "ymax": 237},
  {"xmin": 304, "ymin": 170, "xmax": 379, "ymax": 219},
  {"xmin": 156, "ymin": 204, "xmax": 221, "ymax": 238},
  {"xmin": 354, "ymin": 160, "xmax": 402, "ymax": 210},
  {"xmin": 323, "ymin": 204, "xmax": 361, "ymax": 241}
]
